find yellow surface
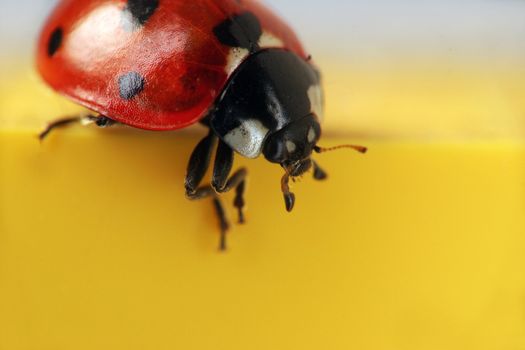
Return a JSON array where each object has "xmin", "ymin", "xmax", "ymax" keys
[{"xmin": 2, "ymin": 61, "xmax": 525, "ymax": 349}]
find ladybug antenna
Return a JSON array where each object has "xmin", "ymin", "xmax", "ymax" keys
[{"xmin": 314, "ymin": 144, "xmax": 368, "ymax": 154}]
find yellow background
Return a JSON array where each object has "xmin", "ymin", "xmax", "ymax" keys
[{"xmin": 2, "ymin": 57, "xmax": 525, "ymax": 349}]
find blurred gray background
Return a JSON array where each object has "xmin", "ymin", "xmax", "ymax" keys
[{"xmin": 1, "ymin": 0, "xmax": 525, "ymax": 63}]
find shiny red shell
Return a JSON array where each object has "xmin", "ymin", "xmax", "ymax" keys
[{"xmin": 36, "ymin": 0, "xmax": 308, "ymax": 130}]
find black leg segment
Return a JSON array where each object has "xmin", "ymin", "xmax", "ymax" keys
[
  {"xmin": 211, "ymin": 140, "xmax": 248, "ymax": 224},
  {"xmin": 216, "ymin": 168, "xmax": 248, "ymax": 224},
  {"xmin": 213, "ymin": 198, "xmax": 229, "ymax": 251},
  {"xmin": 184, "ymin": 130, "xmax": 217, "ymax": 195},
  {"xmin": 234, "ymin": 179, "xmax": 246, "ymax": 224},
  {"xmin": 185, "ymin": 135, "xmax": 249, "ymax": 250},
  {"xmin": 94, "ymin": 116, "xmax": 116, "ymax": 128},
  {"xmin": 39, "ymin": 115, "xmax": 115, "ymax": 141},
  {"xmin": 212, "ymin": 140, "xmax": 234, "ymax": 191},
  {"xmin": 186, "ymin": 183, "xmax": 230, "ymax": 251},
  {"xmin": 312, "ymin": 161, "xmax": 328, "ymax": 180},
  {"xmin": 185, "ymin": 168, "xmax": 248, "ymax": 250}
]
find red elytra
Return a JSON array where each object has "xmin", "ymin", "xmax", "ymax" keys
[{"xmin": 36, "ymin": 0, "xmax": 308, "ymax": 131}]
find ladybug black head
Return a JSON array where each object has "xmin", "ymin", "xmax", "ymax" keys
[{"xmin": 263, "ymin": 114, "xmax": 321, "ymax": 177}]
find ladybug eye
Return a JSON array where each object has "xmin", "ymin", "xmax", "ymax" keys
[{"xmin": 263, "ymin": 137, "xmax": 286, "ymax": 163}]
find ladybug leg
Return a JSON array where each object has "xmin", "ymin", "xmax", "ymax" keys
[
  {"xmin": 185, "ymin": 136, "xmax": 248, "ymax": 250},
  {"xmin": 93, "ymin": 116, "xmax": 116, "ymax": 128},
  {"xmin": 233, "ymin": 180, "xmax": 246, "ymax": 224},
  {"xmin": 186, "ymin": 184, "xmax": 230, "ymax": 251},
  {"xmin": 184, "ymin": 129, "xmax": 217, "ymax": 194},
  {"xmin": 39, "ymin": 116, "xmax": 83, "ymax": 140},
  {"xmin": 312, "ymin": 161, "xmax": 328, "ymax": 180},
  {"xmin": 39, "ymin": 115, "xmax": 115, "ymax": 141},
  {"xmin": 185, "ymin": 131, "xmax": 232, "ymax": 250},
  {"xmin": 212, "ymin": 141, "xmax": 248, "ymax": 225},
  {"xmin": 213, "ymin": 198, "xmax": 229, "ymax": 251},
  {"xmin": 214, "ymin": 168, "xmax": 248, "ymax": 225}
]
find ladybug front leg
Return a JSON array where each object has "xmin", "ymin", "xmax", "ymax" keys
[
  {"xmin": 211, "ymin": 141, "xmax": 248, "ymax": 225},
  {"xmin": 185, "ymin": 134, "xmax": 248, "ymax": 251},
  {"xmin": 39, "ymin": 115, "xmax": 115, "ymax": 141},
  {"xmin": 184, "ymin": 129, "xmax": 217, "ymax": 194},
  {"xmin": 185, "ymin": 130, "xmax": 231, "ymax": 250}
]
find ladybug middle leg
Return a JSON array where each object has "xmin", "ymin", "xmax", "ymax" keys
[
  {"xmin": 312, "ymin": 160, "xmax": 328, "ymax": 181},
  {"xmin": 185, "ymin": 129, "xmax": 248, "ymax": 251},
  {"xmin": 39, "ymin": 115, "xmax": 116, "ymax": 141}
]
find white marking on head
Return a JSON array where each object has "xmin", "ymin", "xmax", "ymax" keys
[
  {"xmin": 307, "ymin": 85, "xmax": 324, "ymax": 121},
  {"xmin": 223, "ymin": 119, "xmax": 269, "ymax": 159},
  {"xmin": 259, "ymin": 32, "xmax": 285, "ymax": 48},
  {"xmin": 286, "ymin": 141, "xmax": 297, "ymax": 153},
  {"xmin": 307, "ymin": 127, "xmax": 316, "ymax": 143},
  {"xmin": 225, "ymin": 47, "xmax": 250, "ymax": 75}
]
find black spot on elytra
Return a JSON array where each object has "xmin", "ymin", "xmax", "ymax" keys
[
  {"xmin": 213, "ymin": 12, "xmax": 262, "ymax": 52},
  {"xmin": 118, "ymin": 72, "xmax": 145, "ymax": 100},
  {"xmin": 47, "ymin": 27, "xmax": 63, "ymax": 57},
  {"xmin": 123, "ymin": 0, "xmax": 159, "ymax": 29}
]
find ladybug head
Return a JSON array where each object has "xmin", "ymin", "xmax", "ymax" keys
[
  {"xmin": 263, "ymin": 114, "xmax": 367, "ymax": 212},
  {"xmin": 263, "ymin": 114, "xmax": 321, "ymax": 177}
]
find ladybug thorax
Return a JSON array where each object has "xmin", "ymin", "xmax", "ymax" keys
[{"xmin": 210, "ymin": 49, "xmax": 323, "ymax": 159}]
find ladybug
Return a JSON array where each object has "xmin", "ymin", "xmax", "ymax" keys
[{"xmin": 37, "ymin": 0, "xmax": 366, "ymax": 250}]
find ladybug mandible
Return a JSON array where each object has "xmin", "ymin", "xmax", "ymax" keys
[{"xmin": 37, "ymin": 0, "xmax": 366, "ymax": 250}]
